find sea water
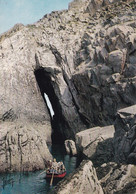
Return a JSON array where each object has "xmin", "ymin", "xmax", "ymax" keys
[{"xmin": 0, "ymin": 144, "xmax": 80, "ymax": 194}]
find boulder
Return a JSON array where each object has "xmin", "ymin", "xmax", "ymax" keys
[
  {"xmin": 114, "ymin": 105, "xmax": 136, "ymax": 164},
  {"xmin": 107, "ymin": 50, "xmax": 126, "ymax": 73},
  {"xmin": 76, "ymin": 125, "xmax": 115, "ymax": 166},
  {"xmin": 64, "ymin": 140, "xmax": 77, "ymax": 155},
  {"xmin": 49, "ymin": 160, "xmax": 104, "ymax": 194},
  {"xmin": 0, "ymin": 121, "xmax": 52, "ymax": 172}
]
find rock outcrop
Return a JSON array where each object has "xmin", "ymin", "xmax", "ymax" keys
[
  {"xmin": 0, "ymin": 24, "xmax": 52, "ymax": 171},
  {"xmin": 114, "ymin": 105, "xmax": 136, "ymax": 164},
  {"xmin": 0, "ymin": 0, "xmax": 136, "ymax": 171},
  {"xmin": 0, "ymin": 121, "xmax": 52, "ymax": 172},
  {"xmin": 76, "ymin": 125, "xmax": 115, "ymax": 166},
  {"xmin": 49, "ymin": 160, "xmax": 104, "ymax": 194},
  {"xmin": 97, "ymin": 162, "xmax": 136, "ymax": 194}
]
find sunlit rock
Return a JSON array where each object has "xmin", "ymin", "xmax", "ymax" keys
[
  {"xmin": 76, "ymin": 125, "xmax": 115, "ymax": 166},
  {"xmin": 64, "ymin": 139, "xmax": 77, "ymax": 155},
  {"xmin": 49, "ymin": 160, "xmax": 104, "ymax": 194}
]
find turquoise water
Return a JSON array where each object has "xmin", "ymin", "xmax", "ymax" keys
[{"xmin": 0, "ymin": 144, "xmax": 80, "ymax": 194}]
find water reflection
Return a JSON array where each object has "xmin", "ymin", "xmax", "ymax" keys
[
  {"xmin": 49, "ymin": 144, "xmax": 79, "ymax": 174},
  {"xmin": 0, "ymin": 144, "xmax": 80, "ymax": 194},
  {"xmin": 0, "ymin": 171, "xmax": 51, "ymax": 194}
]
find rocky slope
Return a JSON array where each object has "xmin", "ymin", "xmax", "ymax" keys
[
  {"xmin": 0, "ymin": 0, "xmax": 136, "ymax": 171},
  {"xmin": 62, "ymin": 104, "xmax": 136, "ymax": 194},
  {"xmin": 96, "ymin": 162, "xmax": 136, "ymax": 194},
  {"xmin": 49, "ymin": 160, "xmax": 104, "ymax": 194},
  {"xmin": 50, "ymin": 160, "xmax": 136, "ymax": 194},
  {"xmin": 114, "ymin": 105, "xmax": 136, "ymax": 164}
]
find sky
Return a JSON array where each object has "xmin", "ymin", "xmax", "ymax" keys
[
  {"xmin": 44, "ymin": 93, "xmax": 54, "ymax": 117},
  {"xmin": 0, "ymin": 0, "xmax": 72, "ymax": 34}
]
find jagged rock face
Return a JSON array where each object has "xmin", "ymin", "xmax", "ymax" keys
[
  {"xmin": 76, "ymin": 125, "xmax": 115, "ymax": 166},
  {"xmin": 0, "ymin": 121, "xmax": 52, "ymax": 172},
  {"xmin": 0, "ymin": 0, "xmax": 136, "ymax": 168},
  {"xmin": 49, "ymin": 160, "xmax": 104, "ymax": 194},
  {"xmin": 71, "ymin": 24, "xmax": 136, "ymax": 127},
  {"xmin": 96, "ymin": 162, "xmax": 136, "ymax": 194},
  {"xmin": 114, "ymin": 105, "xmax": 136, "ymax": 164},
  {"xmin": 38, "ymin": 0, "xmax": 135, "ymax": 135},
  {"xmin": 35, "ymin": 0, "xmax": 136, "ymax": 135}
]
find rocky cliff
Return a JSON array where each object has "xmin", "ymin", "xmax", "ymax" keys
[
  {"xmin": 49, "ymin": 160, "xmax": 136, "ymax": 194},
  {"xmin": 0, "ymin": 0, "xmax": 136, "ymax": 171}
]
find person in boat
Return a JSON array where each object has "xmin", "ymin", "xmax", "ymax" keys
[
  {"xmin": 46, "ymin": 160, "xmax": 52, "ymax": 168},
  {"xmin": 46, "ymin": 158, "xmax": 66, "ymax": 175},
  {"xmin": 57, "ymin": 161, "xmax": 66, "ymax": 173},
  {"xmin": 44, "ymin": 160, "xmax": 52, "ymax": 174},
  {"xmin": 61, "ymin": 162, "xmax": 66, "ymax": 172},
  {"xmin": 39, "ymin": 160, "xmax": 52, "ymax": 175},
  {"xmin": 52, "ymin": 158, "xmax": 58, "ymax": 174}
]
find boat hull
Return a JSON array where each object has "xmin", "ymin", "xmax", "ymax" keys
[{"xmin": 46, "ymin": 171, "xmax": 66, "ymax": 178}]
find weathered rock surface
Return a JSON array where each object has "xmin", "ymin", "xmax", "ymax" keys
[
  {"xmin": 96, "ymin": 162, "xmax": 136, "ymax": 194},
  {"xmin": 0, "ymin": 24, "xmax": 52, "ymax": 124},
  {"xmin": 0, "ymin": 23, "xmax": 52, "ymax": 170},
  {"xmin": 0, "ymin": 0, "xmax": 136, "ymax": 171},
  {"xmin": 64, "ymin": 139, "xmax": 77, "ymax": 155},
  {"xmin": 76, "ymin": 125, "xmax": 115, "ymax": 166},
  {"xmin": 0, "ymin": 121, "xmax": 52, "ymax": 172},
  {"xmin": 114, "ymin": 105, "xmax": 136, "ymax": 164},
  {"xmin": 49, "ymin": 160, "xmax": 104, "ymax": 194}
]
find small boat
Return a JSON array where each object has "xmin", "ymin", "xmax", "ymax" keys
[
  {"xmin": 46, "ymin": 171, "xmax": 66, "ymax": 179},
  {"xmin": 45, "ymin": 159, "xmax": 66, "ymax": 185}
]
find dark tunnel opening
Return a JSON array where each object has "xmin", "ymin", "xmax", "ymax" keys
[{"xmin": 34, "ymin": 67, "xmax": 65, "ymax": 144}]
